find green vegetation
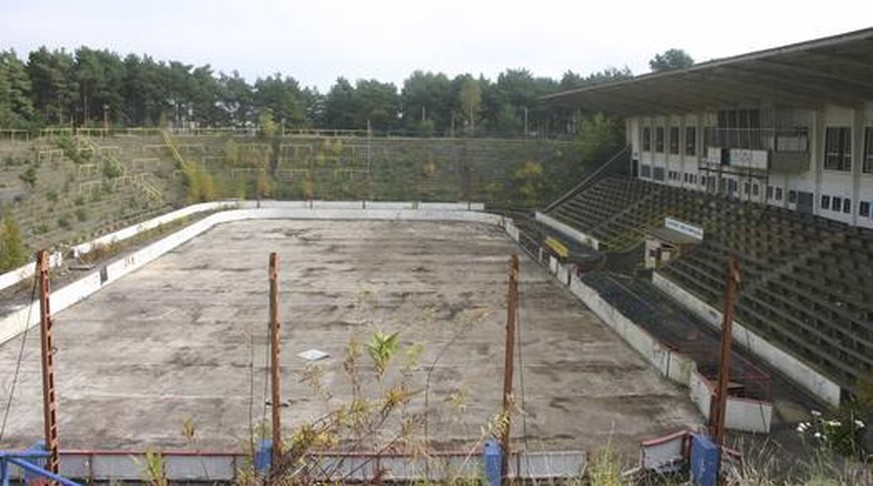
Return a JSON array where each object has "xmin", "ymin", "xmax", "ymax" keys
[
  {"xmin": 18, "ymin": 166, "xmax": 36, "ymax": 187},
  {"xmin": 182, "ymin": 163, "xmax": 216, "ymax": 204},
  {"xmin": 0, "ymin": 211, "xmax": 27, "ymax": 272},
  {"xmin": 102, "ymin": 159, "xmax": 123, "ymax": 178},
  {"xmin": 56, "ymin": 134, "xmax": 91, "ymax": 164},
  {"xmin": 649, "ymin": 48, "xmax": 694, "ymax": 72},
  {"xmin": 0, "ymin": 45, "xmax": 642, "ymax": 137}
]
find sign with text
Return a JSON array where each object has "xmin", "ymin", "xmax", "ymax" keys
[
  {"xmin": 665, "ymin": 217, "xmax": 704, "ymax": 240},
  {"xmin": 729, "ymin": 148, "xmax": 768, "ymax": 170}
]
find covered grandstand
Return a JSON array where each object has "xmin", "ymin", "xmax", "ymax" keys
[{"xmin": 535, "ymin": 27, "xmax": 873, "ymax": 405}]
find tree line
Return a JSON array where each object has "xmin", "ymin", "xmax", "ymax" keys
[{"xmin": 0, "ymin": 46, "xmax": 692, "ymax": 137}]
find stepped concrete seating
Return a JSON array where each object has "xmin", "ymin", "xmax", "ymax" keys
[
  {"xmin": 658, "ymin": 198, "xmax": 873, "ymax": 393},
  {"xmin": 548, "ymin": 177, "xmax": 659, "ymax": 238},
  {"xmin": 544, "ymin": 173, "xmax": 873, "ymax": 392}
]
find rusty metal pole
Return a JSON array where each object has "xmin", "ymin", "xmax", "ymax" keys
[
  {"xmin": 711, "ymin": 255, "xmax": 741, "ymax": 463},
  {"xmin": 269, "ymin": 253, "xmax": 282, "ymax": 466},
  {"xmin": 500, "ymin": 254, "xmax": 520, "ymax": 484},
  {"xmin": 37, "ymin": 250, "xmax": 60, "ymax": 476}
]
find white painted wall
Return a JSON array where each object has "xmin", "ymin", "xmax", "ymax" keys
[
  {"xmin": 534, "ymin": 212, "xmax": 600, "ymax": 250},
  {"xmin": 629, "ymin": 102, "xmax": 873, "ymax": 229},
  {"xmin": 0, "ymin": 205, "xmax": 502, "ymax": 347},
  {"xmin": 0, "ymin": 251, "xmax": 63, "ymax": 292}
]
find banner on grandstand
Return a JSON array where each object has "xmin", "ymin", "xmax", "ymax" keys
[
  {"xmin": 665, "ymin": 218, "xmax": 704, "ymax": 240},
  {"xmin": 729, "ymin": 148, "xmax": 768, "ymax": 170}
]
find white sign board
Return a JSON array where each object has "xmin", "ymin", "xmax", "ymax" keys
[
  {"xmin": 729, "ymin": 149, "xmax": 768, "ymax": 170},
  {"xmin": 706, "ymin": 147, "xmax": 721, "ymax": 165},
  {"xmin": 665, "ymin": 217, "xmax": 704, "ymax": 240}
]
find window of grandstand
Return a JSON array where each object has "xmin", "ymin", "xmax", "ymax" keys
[
  {"xmin": 775, "ymin": 187, "xmax": 783, "ymax": 201},
  {"xmin": 861, "ymin": 201, "xmax": 871, "ymax": 218},
  {"xmin": 685, "ymin": 126, "xmax": 696, "ymax": 155},
  {"xmin": 752, "ymin": 184, "xmax": 759, "ymax": 196},
  {"xmin": 700, "ymin": 175, "xmax": 707, "ymax": 186},
  {"xmin": 788, "ymin": 190, "xmax": 797, "ymax": 204},
  {"xmin": 833, "ymin": 196, "xmax": 841, "ymax": 211},
  {"xmin": 822, "ymin": 195, "xmax": 831, "ymax": 210},
  {"xmin": 655, "ymin": 127, "xmax": 665, "ymax": 153},
  {"xmin": 767, "ymin": 185, "xmax": 774, "ymax": 199},
  {"xmin": 843, "ymin": 198, "xmax": 851, "ymax": 214},
  {"xmin": 642, "ymin": 127, "xmax": 651, "ymax": 152},
  {"xmin": 727, "ymin": 179, "xmax": 738, "ymax": 194},
  {"xmin": 641, "ymin": 164, "xmax": 652, "ymax": 178},
  {"xmin": 865, "ymin": 127, "xmax": 873, "ymax": 173},
  {"xmin": 743, "ymin": 182, "xmax": 750, "ymax": 195},
  {"xmin": 669, "ymin": 127, "xmax": 679, "ymax": 154},
  {"xmin": 653, "ymin": 166, "xmax": 665, "ymax": 181},
  {"xmin": 824, "ymin": 127, "xmax": 852, "ymax": 171},
  {"xmin": 715, "ymin": 108, "xmax": 761, "ymax": 148}
]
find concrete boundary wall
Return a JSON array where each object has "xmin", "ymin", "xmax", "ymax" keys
[
  {"xmin": 534, "ymin": 212, "xmax": 600, "ymax": 250},
  {"xmin": 51, "ymin": 449, "xmax": 584, "ymax": 482},
  {"xmin": 652, "ymin": 271, "xmax": 841, "ymax": 407},
  {"xmin": 0, "ymin": 205, "xmax": 502, "ymax": 346},
  {"xmin": 567, "ymin": 270, "xmax": 693, "ymax": 386},
  {"xmin": 0, "ymin": 252, "xmax": 63, "ymax": 293},
  {"xmin": 0, "ymin": 200, "xmax": 486, "ymax": 290},
  {"xmin": 559, "ymin": 263, "xmax": 771, "ymax": 432},
  {"xmin": 70, "ymin": 201, "xmax": 237, "ymax": 258}
]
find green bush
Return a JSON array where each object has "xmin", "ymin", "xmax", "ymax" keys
[
  {"xmin": 75, "ymin": 207, "xmax": 88, "ymax": 222},
  {"xmin": 19, "ymin": 166, "xmax": 37, "ymax": 187},
  {"xmin": 0, "ymin": 212, "xmax": 28, "ymax": 272},
  {"xmin": 103, "ymin": 160, "xmax": 123, "ymax": 179},
  {"xmin": 57, "ymin": 215, "xmax": 71, "ymax": 230}
]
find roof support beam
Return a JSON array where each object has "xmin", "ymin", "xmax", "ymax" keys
[{"xmin": 711, "ymin": 65, "xmax": 862, "ymax": 107}]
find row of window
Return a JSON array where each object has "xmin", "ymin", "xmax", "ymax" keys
[
  {"xmin": 642, "ymin": 126, "xmax": 697, "ymax": 156},
  {"xmin": 821, "ymin": 194, "xmax": 853, "ymax": 214},
  {"xmin": 641, "ymin": 125, "xmax": 873, "ymax": 173},
  {"xmin": 641, "ymin": 170, "xmax": 873, "ymax": 219},
  {"xmin": 766, "ymin": 185, "xmax": 784, "ymax": 202},
  {"xmin": 818, "ymin": 194, "xmax": 873, "ymax": 219},
  {"xmin": 800, "ymin": 126, "xmax": 873, "ymax": 173}
]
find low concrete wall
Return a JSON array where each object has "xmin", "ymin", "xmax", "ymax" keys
[
  {"xmin": 688, "ymin": 371, "xmax": 712, "ymax": 423},
  {"xmin": 559, "ymin": 270, "xmax": 771, "ymax": 432},
  {"xmin": 54, "ymin": 449, "xmax": 584, "ymax": 482},
  {"xmin": 652, "ymin": 271, "xmax": 841, "ymax": 407},
  {"xmin": 640, "ymin": 430, "xmax": 688, "ymax": 472},
  {"xmin": 567, "ymin": 273, "xmax": 692, "ymax": 386},
  {"xmin": 0, "ymin": 205, "xmax": 503, "ymax": 346},
  {"xmin": 727, "ymin": 396, "xmax": 773, "ymax": 433},
  {"xmin": 533, "ymin": 212, "xmax": 600, "ymax": 250},
  {"xmin": 0, "ymin": 252, "xmax": 63, "ymax": 293},
  {"xmin": 70, "ymin": 201, "xmax": 237, "ymax": 258},
  {"xmin": 688, "ymin": 369, "xmax": 772, "ymax": 433}
]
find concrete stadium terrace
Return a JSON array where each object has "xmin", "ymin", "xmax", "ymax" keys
[{"xmin": 0, "ymin": 218, "xmax": 701, "ymax": 458}]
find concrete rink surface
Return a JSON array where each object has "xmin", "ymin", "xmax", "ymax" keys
[{"xmin": 0, "ymin": 219, "xmax": 701, "ymax": 459}]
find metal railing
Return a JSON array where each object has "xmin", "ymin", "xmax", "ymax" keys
[{"xmin": 703, "ymin": 127, "xmax": 809, "ymax": 152}]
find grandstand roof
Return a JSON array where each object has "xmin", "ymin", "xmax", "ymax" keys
[{"xmin": 543, "ymin": 27, "xmax": 873, "ymax": 115}]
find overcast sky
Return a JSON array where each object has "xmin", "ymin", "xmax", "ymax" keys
[{"xmin": 2, "ymin": 0, "xmax": 871, "ymax": 92}]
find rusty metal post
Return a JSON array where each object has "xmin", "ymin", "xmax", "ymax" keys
[
  {"xmin": 269, "ymin": 253, "xmax": 282, "ymax": 466},
  {"xmin": 711, "ymin": 255, "xmax": 741, "ymax": 460},
  {"xmin": 37, "ymin": 250, "xmax": 60, "ymax": 476},
  {"xmin": 501, "ymin": 254, "xmax": 520, "ymax": 484}
]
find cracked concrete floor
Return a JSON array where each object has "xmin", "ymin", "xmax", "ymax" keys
[{"xmin": 0, "ymin": 219, "xmax": 701, "ymax": 459}]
